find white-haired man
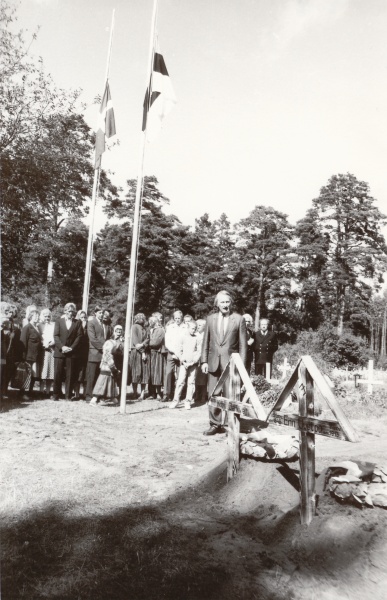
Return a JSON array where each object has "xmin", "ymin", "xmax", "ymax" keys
[{"xmin": 201, "ymin": 291, "xmax": 247, "ymax": 435}]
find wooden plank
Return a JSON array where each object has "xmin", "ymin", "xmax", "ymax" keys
[
  {"xmin": 208, "ymin": 397, "xmax": 259, "ymax": 420},
  {"xmin": 301, "ymin": 356, "xmax": 358, "ymax": 442},
  {"xmin": 299, "ymin": 363, "xmax": 316, "ymax": 525},
  {"xmin": 265, "ymin": 359, "xmax": 301, "ymax": 420},
  {"xmin": 231, "ymin": 353, "xmax": 267, "ymax": 420},
  {"xmin": 269, "ymin": 412, "xmax": 349, "ymax": 441},
  {"xmin": 305, "ymin": 367, "xmax": 316, "ymax": 520},
  {"xmin": 241, "ymin": 389, "xmax": 249, "ymax": 404},
  {"xmin": 208, "ymin": 362, "xmax": 230, "ymax": 398},
  {"xmin": 265, "ymin": 362, "xmax": 271, "ymax": 380},
  {"xmin": 227, "ymin": 357, "xmax": 241, "ymax": 482}
]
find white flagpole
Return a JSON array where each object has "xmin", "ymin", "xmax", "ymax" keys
[
  {"xmin": 82, "ymin": 9, "xmax": 116, "ymax": 314},
  {"xmin": 120, "ymin": 0, "xmax": 159, "ymax": 414}
]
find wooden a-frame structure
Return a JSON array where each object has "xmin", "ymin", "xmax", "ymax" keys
[{"xmin": 208, "ymin": 354, "xmax": 358, "ymax": 524}]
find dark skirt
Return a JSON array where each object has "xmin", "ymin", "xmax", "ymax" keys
[
  {"xmin": 150, "ymin": 350, "xmax": 164, "ymax": 385},
  {"xmin": 92, "ymin": 372, "xmax": 118, "ymax": 399},
  {"xmin": 129, "ymin": 350, "xmax": 149, "ymax": 384}
]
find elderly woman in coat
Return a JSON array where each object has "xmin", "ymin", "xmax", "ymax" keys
[
  {"xmin": 129, "ymin": 313, "xmax": 149, "ymax": 400},
  {"xmin": 20, "ymin": 308, "xmax": 42, "ymax": 400},
  {"xmin": 148, "ymin": 315, "xmax": 165, "ymax": 400}
]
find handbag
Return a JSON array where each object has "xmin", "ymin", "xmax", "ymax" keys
[{"xmin": 11, "ymin": 361, "xmax": 32, "ymax": 390}]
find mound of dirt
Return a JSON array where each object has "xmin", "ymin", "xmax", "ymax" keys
[{"xmin": 2, "ymin": 395, "xmax": 387, "ymax": 599}]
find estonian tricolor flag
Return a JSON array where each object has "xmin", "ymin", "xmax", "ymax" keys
[
  {"xmin": 142, "ymin": 51, "xmax": 176, "ymax": 143},
  {"xmin": 95, "ymin": 81, "xmax": 116, "ymax": 169}
]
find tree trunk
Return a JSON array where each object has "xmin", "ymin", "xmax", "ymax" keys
[
  {"xmin": 45, "ymin": 257, "xmax": 53, "ymax": 306},
  {"xmin": 337, "ymin": 289, "xmax": 345, "ymax": 336},
  {"xmin": 381, "ymin": 305, "xmax": 387, "ymax": 357},
  {"xmin": 254, "ymin": 269, "xmax": 264, "ymax": 331}
]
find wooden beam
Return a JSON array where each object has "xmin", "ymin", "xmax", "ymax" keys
[
  {"xmin": 231, "ymin": 353, "xmax": 267, "ymax": 420},
  {"xmin": 209, "ymin": 396, "xmax": 261, "ymax": 420},
  {"xmin": 299, "ymin": 363, "xmax": 316, "ymax": 525},
  {"xmin": 269, "ymin": 412, "xmax": 349, "ymax": 441},
  {"xmin": 301, "ymin": 356, "xmax": 358, "ymax": 442},
  {"xmin": 227, "ymin": 357, "xmax": 241, "ymax": 482}
]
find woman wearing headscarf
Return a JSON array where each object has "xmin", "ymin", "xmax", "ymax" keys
[
  {"xmin": 90, "ymin": 325, "xmax": 124, "ymax": 406},
  {"xmin": 148, "ymin": 315, "xmax": 165, "ymax": 400},
  {"xmin": 38, "ymin": 308, "xmax": 55, "ymax": 398},
  {"xmin": 129, "ymin": 313, "xmax": 149, "ymax": 400}
]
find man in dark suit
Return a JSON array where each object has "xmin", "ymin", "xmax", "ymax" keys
[
  {"xmin": 53, "ymin": 303, "xmax": 83, "ymax": 400},
  {"xmin": 85, "ymin": 306, "xmax": 113, "ymax": 402},
  {"xmin": 201, "ymin": 290, "xmax": 247, "ymax": 436},
  {"xmin": 254, "ymin": 318, "xmax": 278, "ymax": 378}
]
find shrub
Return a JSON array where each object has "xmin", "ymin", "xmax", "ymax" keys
[{"xmin": 273, "ymin": 325, "xmax": 370, "ymax": 374}]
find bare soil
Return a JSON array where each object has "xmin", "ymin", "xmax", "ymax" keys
[{"xmin": 1, "ymin": 392, "xmax": 387, "ymax": 600}]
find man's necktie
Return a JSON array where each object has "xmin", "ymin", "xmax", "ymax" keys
[{"xmin": 220, "ymin": 315, "xmax": 225, "ymax": 341}]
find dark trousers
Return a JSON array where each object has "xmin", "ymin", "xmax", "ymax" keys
[
  {"xmin": 255, "ymin": 362, "xmax": 272, "ymax": 378},
  {"xmin": 85, "ymin": 362, "xmax": 100, "ymax": 400},
  {"xmin": 208, "ymin": 367, "xmax": 229, "ymax": 427},
  {"xmin": 53, "ymin": 357, "xmax": 77, "ymax": 399},
  {"xmin": 164, "ymin": 353, "xmax": 179, "ymax": 399}
]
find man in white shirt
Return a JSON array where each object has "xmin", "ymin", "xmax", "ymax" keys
[{"xmin": 164, "ymin": 309, "xmax": 184, "ymax": 401}]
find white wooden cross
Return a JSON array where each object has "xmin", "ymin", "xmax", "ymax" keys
[
  {"xmin": 278, "ymin": 357, "xmax": 293, "ymax": 381},
  {"xmin": 357, "ymin": 359, "xmax": 383, "ymax": 394}
]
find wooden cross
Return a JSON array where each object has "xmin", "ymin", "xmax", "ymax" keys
[
  {"xmin": 266, "ymin": 356, "xmax": 358, "ymax": 524},
  {"xmin": 278, "ymin": 357, "xmax": 293, "ymax": 380},
  {"xmin": 356, "ymin": 359, "xmax": 383, "ymax": 394},
  {"xmin": 208, "ymin": 354, "xmax": 358, "ymax": 526}
]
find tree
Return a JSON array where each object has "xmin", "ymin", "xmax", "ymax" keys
[
  {"xmin": 0, "ymin": 0, "xmax": 81, "ymax": 154},
  {"xmin": 183, "ymin": 213, "xmax": 237, "ymax": 316},
  {"xmin": 233, "ymin": 206, "xmax": 296, "ymax": 337},
  {"xmin": 294, "ymin": 208, "xmax": 329, "ymax": 329},
  {"xmin": 95, "ymin": 176, "xmax": 193, "ymax": 318},
  {"xmin": 0, "ymin": 1, "xmax": 119, "ymax": 305},
  {"xmin": 297, "ymin": 173, "xmax": 387, "ymax": 336}
]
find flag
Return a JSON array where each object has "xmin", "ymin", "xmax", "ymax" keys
[
  {"xmin": 142, "ymin": 51, "xmax": 176, "ymax": 143},
  {"xmin": 95, "ymin": 80, "xmax": 116, "ymax": 168}
]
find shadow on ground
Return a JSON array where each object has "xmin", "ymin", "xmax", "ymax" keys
[{"xmin": 3, "ymin": 457, "xmax": 387, "ymax": 600}]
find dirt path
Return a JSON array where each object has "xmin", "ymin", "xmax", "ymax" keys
[{"xmin": 1, "ymin": 396, "xmax": 387, "ymax": 599}]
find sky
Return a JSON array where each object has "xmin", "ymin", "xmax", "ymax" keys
[{"xmin": 14, "ymin": 0, "xmax": 387, "ymax": 232}]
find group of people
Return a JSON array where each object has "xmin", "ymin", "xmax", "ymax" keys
[
  {"xmin": 0, "ymin": 302, "xmax": 116, "ymax": 404},
  {"xmin": 0, "ymin": 291, "xmax": 278, "ymax": 430}
]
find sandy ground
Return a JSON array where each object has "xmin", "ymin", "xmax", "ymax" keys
[{"xmin": 1, "ymin": 393, "xmax": 387, "ymax": 599}]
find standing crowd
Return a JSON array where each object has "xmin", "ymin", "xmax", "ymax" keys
[{"xmin": 1, "ymin": 293, "xmax": 278, "ymax": 426}]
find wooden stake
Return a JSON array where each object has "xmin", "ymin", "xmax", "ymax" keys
[
  {"xmin": 299, "ymin": 363, "xmax": 316, "ymax": 525},
  {"xmin": 227, "ymin": 356, "xmax": 241, "ymax": 482},
  {"xmin": 265, "ymin": 362, "xmax": 271, "ymax": 381}
]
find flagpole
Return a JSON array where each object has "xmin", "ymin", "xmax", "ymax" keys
[
  {"xmin": 82, "ymin": 9, "xmax": 116, "ymax": 314},
  {"xmin": 120, "ymin": 0, "xmax": 159, "ymax": 414}
]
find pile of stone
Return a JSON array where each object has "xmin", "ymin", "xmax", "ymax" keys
[{"xmin": 320, "ymin": 461, "xmax": 387, "ymax": 508}]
